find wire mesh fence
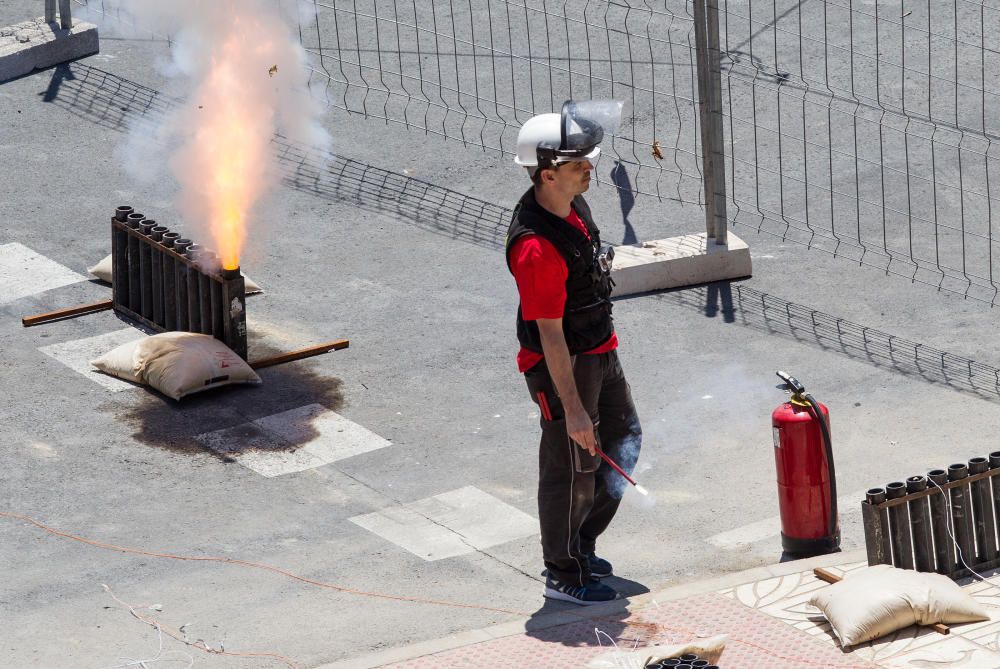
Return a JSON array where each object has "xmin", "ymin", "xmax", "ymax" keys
[
  {"xmin": 720, "ymin": 0, "xmax": 1000, "ymax": 303},
  {"xmin": 295, "ymin": 0, "xmax": 707, "ymax": 203},
  {"xmin": 71, "ymin": 0, "xmax": 1000, "ymax": 304}
]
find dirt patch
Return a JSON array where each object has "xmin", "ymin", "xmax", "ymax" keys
[{"xmin": 106, "ymin": 340, "xmax": 346, "ymax": 458}]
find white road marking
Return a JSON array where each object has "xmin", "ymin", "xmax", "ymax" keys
[
  {"xmin": 706, "ymin": 490, "xmax": 865, "ymax": 550},
  {"xmin": 0, "ymin": 242, "xmax": 86, "ymax": 304},
  {"xmin": 350, "ymin": 485, "xmax": 539, "ymax": 561},
  {"xmin": 38, "ymin": 328, "xmax": 145, "ymax": 391},
  {"xmin": 196, "ymin": 403, "xmax": 391, "ymax": 477}
]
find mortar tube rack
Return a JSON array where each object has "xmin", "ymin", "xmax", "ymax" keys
[
  {"xmin": 863, "ymin": 452, "xmax": 1000, "ymax": 580},
  {"xmin": 111, "ymin": 206, "xmax": 248, "ymax": 360}
]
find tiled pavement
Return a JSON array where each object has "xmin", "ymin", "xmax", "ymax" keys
[{"xmin": 321, "ymin": 551, "xmax": 1000, "ymax": 669}]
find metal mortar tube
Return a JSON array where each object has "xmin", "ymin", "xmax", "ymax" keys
[
  {"xmin": 928, "ymin": 469, "xmax": 955, "ymax": 575},
  {"xmin": 112, "ymin": 206, "xmax": 132, "ymax": 308},
  {"xmin": 906, "ymin": 476, "xmax": 934, "ymax": 572},
  {"xmin": 990, "ymin": 452, "xmax": 1000, "ymax": 563},
  {"xmin": 161, "ymin": 232, "xmax": 180, "ymax": 330},
  {"xmin": 185, "ymin": 244, "xmax": 203, "ymax": 333},
  {"xmin": 969, "ymin": 457, "xmax": 997, "ymax": 563},
  {"xmin": 948, "ymin": 463, "xmax": 976, "ymax": 572},
  {"xmin": 199, "ymin": 250, "xmax": 218, "ymax": 336},
  {"xmin": 172, "ymin": 239, "xmax": 191, "ymax": 331},
  {"xmin": 125, "ymin": 212, "xmax": 145, "ymax": 312},
  {"xmin": 138, "ymin": 220, "xmax": 156, "ymax": 319},
  {"xmin": 885, "ymin": 481, "xmax": 914, "ymax": 569},
  {"xmin": 864, "ymin": 487, "xmax": 890, "ymax": 566},
  {"xmin": 150, "ymin": 226, "xmax": 168, "ymax": 326},
  {"xmin": 220, "ymin": 266, "xmax": 248, "ymax": 360}
]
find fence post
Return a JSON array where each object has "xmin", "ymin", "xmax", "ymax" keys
[
  {"xmin": 59, "ymin": 0, "xmax": 72, "ymax": 29},
  {"xmin": 44, "ymin": 0, "xmax": 72, "ymax": 28},
  {"xmin": 693, "ymin": 0, "xmax": 728, "ymax": 245}
]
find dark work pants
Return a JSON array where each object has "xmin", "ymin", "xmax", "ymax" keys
[{"xmin": 523, "ymin": 350, "xmax": 642, "ymax": 587}]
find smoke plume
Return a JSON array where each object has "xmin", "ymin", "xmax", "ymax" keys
[{"xmin": 96, "ymin": 0, "xmax": 329, "ymax": 269}]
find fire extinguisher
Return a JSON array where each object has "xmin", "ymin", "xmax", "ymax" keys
[{"xmin": 772, "ymin": 371, "xmax": 840, "ymax": 556}]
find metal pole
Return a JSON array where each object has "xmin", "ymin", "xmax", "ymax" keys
[
  {"xmin": 693, "ymin": 0, "xmax": 728, "ymax": 245},
  {"xmin": 706, "ymin": 0, "xmax": 728, "ymax": 245},
  {"xmin": 58, "ymin": 0, "xmax": 72, "ymax": 29},
  {"xmin": 45, "ymin": 0, "xmax": 56, "ymax": 24},
  {"xmin": 692, "ymin": 0, "xmax": 715, "ymax": 239}
]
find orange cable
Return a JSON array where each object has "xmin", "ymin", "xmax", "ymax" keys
[{"xmin": 2, "ymin": 510, "xmax": 880, "ymax": 669}]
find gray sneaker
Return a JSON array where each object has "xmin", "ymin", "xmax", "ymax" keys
[{"xmin": 543, "ymin": 574, "xmax": 618, "ymax": 605}]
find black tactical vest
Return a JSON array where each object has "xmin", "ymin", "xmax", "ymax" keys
[{"xmin": 505, "ymin": 188, "xmax": 614, "ymax": 357}]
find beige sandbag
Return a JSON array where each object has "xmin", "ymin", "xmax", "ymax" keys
[
  {"xmin": 91, "ymin": 332, "xmax": 261, "ymax": 400},
  {"xmin": 88, "ymin": 253, "xmax": 113, "ymax": 283},
  {"xmin": 88, "ymin": 253, "xmax": 263, "ymax": 294},
  {"xmin": 586, "ymin": 634, "xmax": 726, "ymax": 669},
  {"xmin": 809, "ymin": 564, "xmax": 990, "ymax": 647}
]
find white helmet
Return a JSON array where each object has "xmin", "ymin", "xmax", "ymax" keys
[{"xmin": 513, "ymin": 100, "xmax": 623, "ymax": 169}]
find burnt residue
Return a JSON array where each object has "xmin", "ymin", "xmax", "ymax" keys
[{"xmin": 107, "ymin": 340, "xmax": 345, "ymax": 459}]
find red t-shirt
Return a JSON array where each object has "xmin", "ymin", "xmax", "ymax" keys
[{"xmin": 509, "ymin": 207, "xmax": 618, "ymax": 372}]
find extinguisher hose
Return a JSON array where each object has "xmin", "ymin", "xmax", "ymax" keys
[{"xmin": 804, "ymin": 393, "xmax": 838, "ymax": 539}]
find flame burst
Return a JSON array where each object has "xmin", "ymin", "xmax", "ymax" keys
[
  {"xmin": 156, "ymin": 0, "xmax": 329, "ymax": 273},
  {"xmin": 171, "ymin": 22, "xmax": 274, "ymax": 271}
]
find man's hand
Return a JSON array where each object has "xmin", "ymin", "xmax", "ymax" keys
[{"xmin": 565, "ymin": 403, "xmax": 597, "ymax": 456}]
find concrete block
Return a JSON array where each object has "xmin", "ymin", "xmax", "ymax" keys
[
  {"xmin": 0, "ymin": 18, "xmax": 98, "ymax": 83},
  {"xmin": 611, "ymin": 232, "xmax": 752, "ymax": 296}
]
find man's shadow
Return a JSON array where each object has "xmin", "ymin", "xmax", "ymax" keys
[
  {"xmin": 524, "ymin": 575, "xmax": 650, "ymax": 648},
  {"xmin": 611, "ymin": 161, "xmax": 638, "ymax": 246},
  {"xmin": 704, "ymin": 281, "xmax": 736, "ymax": 323}
]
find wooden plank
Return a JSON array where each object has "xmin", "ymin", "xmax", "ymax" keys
[
  {"xmin": 812, "ymin": 568, "xmax": 950, "ymax": 635},
  {"xmin": 250, "ymin": 339, "xmax": 350, "ymax": 370},
  {"xmin": 21, "ymin": 299, "xmax": 113, "ymax": 327}
]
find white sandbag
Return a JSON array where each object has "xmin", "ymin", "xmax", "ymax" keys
[
  {"xmin": 91, "ymin": 332, "xmax": 260, "ymax": 400},
  {"xmin": 88, "ymin": 253, "xmax": 263, "ymax": 294},
  {"xmin": 586, "ymin": 634, "xmax": 726, "ymax": 669},
  {"xmin": 809, "ymin": 564, "xmax": 990, "ymax": 647},
  {"xmin": 88, "ymin": 253, "xmax": 113, "ymax": 283}
]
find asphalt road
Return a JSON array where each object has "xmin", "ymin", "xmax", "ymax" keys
[{"xmin": 4, "ymin": 1, "xmax": 1000, "ymax": 667}]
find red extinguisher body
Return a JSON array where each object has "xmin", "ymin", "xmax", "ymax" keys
[{"xmin": 772, "ymin": 400, "xmax": 840, "ymax": 555}]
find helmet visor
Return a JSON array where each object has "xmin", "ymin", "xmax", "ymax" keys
[{"xmin": 558, "ymin": 99, "xmax": 623, "ymax": 158}]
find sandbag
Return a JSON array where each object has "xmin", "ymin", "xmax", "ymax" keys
[
  {"xmin": 91, "ymin": 332, "xmax": 260, "ymax": 400},
  {"xmin": 809, "ymin": 564, "xmax": 990, "ymax": 647},
  {"xmin": 88, "ymin": 253, "xmax": 263, "ymax": 294}
]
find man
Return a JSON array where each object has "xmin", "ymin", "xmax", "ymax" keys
[{"xmin": 505, "ymin": 101, "xmax": 643, "ymax": 606}]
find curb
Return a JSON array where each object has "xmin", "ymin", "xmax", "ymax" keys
[{"xmin": 313, "ymin": 549, "xmax": 867, "ymax": 669}]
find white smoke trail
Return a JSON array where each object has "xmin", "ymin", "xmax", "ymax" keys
[{"xmin": 95, "ymin": 0, "xmax": 330, "ymax": 268}]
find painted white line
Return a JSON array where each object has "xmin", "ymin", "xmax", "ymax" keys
[
  {"xmin": 196, "ymin": 403, "xmax": 392, "ymax": 477},
  {"xmin": 0, "ymin": 242, "xmax": 86, "ymax": 304},
  {"xmin": 350, "ymin": 486, "xmax": 539, "ymax": 561},
  {"xmin": 38, "ymin": 328, "xmax": 145, "ymax": 391},
  {"xmin": 707, "ymin": 490, "xmax": 865, "ymax": 550}
]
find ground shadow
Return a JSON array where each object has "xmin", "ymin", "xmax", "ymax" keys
[
  {"xmin": 610, "ymin": 161, "xmax": 638, "ymax": 246},
  {"xmin": 106, "ymin": 338, "xmax": 345, "ymax": 459},
  {"xmin": 628, "ymin": 280, "xmax": 1000, "ymax": 402},
  {"xmin": 524, "ymin": 575, "xmax": 650, "ymax": 649}
]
